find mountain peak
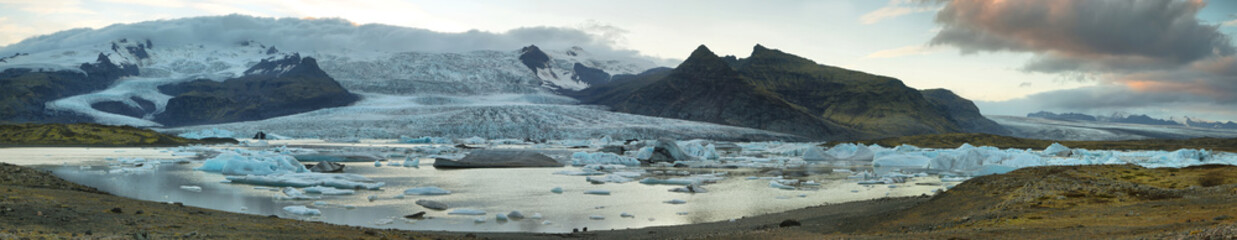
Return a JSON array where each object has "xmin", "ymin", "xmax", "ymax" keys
[
  {"xmin": 677, "ymin": 45, "xmax": 730, "ymax": 73},
  {"xmin": 753, "ymin": 44, "xmax": 769, "ymax": 52}
]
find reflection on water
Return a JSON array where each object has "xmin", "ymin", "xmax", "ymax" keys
[{"xmin": 45, "ymin": 159, "xmax": 940, "ymax": 233}]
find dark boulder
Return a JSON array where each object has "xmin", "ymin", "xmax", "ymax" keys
[
  {"xmin": 644, "ymin": 138, "xmax": 691, "ymax": 163},
  {"xmin": 599, "ymin": 145, "xmax": 626, "ymax": 154},
  {"xmin": 307, "ymin": 161, "xmax": 344, "ymax": 173},
  {"xmin": 433, "ymin": 150, "xmax": 561, "ymax": 168}
]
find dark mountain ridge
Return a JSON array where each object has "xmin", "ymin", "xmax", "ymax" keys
[{"xmin": 571, "ymin": 44, "xmax": 1007, "ymax": 140}]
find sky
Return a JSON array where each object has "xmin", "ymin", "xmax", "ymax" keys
[{"xmin": 2, "ymin": 0, "xmax": 1237, "ymax": 121}]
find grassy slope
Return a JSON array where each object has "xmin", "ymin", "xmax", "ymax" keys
[
  {"xmin": 710, "ymin": 164, "xmax": 1237, "ymax": 239},
  {"xmin": 829, "ymin": 132, "xmax": 1237, "ymax": 152},
  {"xmin": 0, "ymin": 123, "xmax": 235, "ymax": 147}
]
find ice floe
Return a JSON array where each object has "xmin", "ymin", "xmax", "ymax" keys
[
  {"xmin": 404, "ymin": 186, "xmax": 451, "ymax": 195},
  {"xmin": 282, "ymin": 205, "xmax": 321, "ymax": 216}
]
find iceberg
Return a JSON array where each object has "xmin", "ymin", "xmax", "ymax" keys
[
  {"xmin": 303, "ymin": 186, "xmax": 356, "ymax": 195},
  {"xmin": 279, "ymin": 187, "xmax": 321, "ymax": 200},
  {"xmin": 399, "ymin": 136, "xmax": 452, "ymax": 144},
  {"xmin": 416, "ymin": 199, "xmax": 449, "ymax": 210},
  {"xmin": 178, "ymin": 128, "xmax": 236, "ymax": 139},
  {"xmin": 584, "ymin": 190, "xmax": 611, "ymax": 195},
  {"xmin": 663, "ymin": 199, "xmax": 686, "ymax": 204},
  {"xmin": 449, "ymin": 209, "xmax": 486, "ymax": 215},
  {"xmin": 769, "ymin": 181, "xmax": 795, "ymax": 190},
  {"xmin": 282, "ymin": 205, "xmax": 321, "ymax": 216},
  {"xmin": 403, "ymin": 156, "xmax": 421, "ymax": 168},
  {"xmin": 571, "ymin": 152, "xmax": 640, "ymax": 166},
  {"xmin": 551, "ymin": 187, "xmax": 563, "ymax": 194},
  {"xmin": 196, "ymin": 150, "xmax": 307, "ymax": 175},
  {"xmin": 586, "ymin": 175, "xmax": 635, "ymax": 184},
  {"xmin": 872, "ymin": 154, "xmax": 932, "ymax": 169},
  {"xmin": 226, "ymin": 173, "xmax": 385, "ymax": 190},
  {"xmin": 1043, "ymin": 143, "xmax": 1071, "ymax": 157},
  {"xmin": 179, "ymin": 185, "xmax": 202, "ymax": 192},
  {"xmin": 404, "ymin": 186, "xmax": 451, "ymax": 195}
]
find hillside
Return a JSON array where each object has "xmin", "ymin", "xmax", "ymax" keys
[
  {"xmin": 0, "ymin": 123, "xmax": 234, "ymax": 146},
  {"xmin": 574, "ymin": 44, "xmax": 1007, "ymax": 140}
]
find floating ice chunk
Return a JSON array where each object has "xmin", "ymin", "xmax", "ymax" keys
[
  {"xmin": 303, "ymin": 186, "xmax": 356, "ymax": 195},
  {"xmin": 589, "ymin": 215, "xmax": 605, "ymax": 220},
  {"xmin": 403, "ymin": 156, "xmax": 420, "ymax": 168},
  {"xmin": 179, "ymin": 185, "xmax": 202, "ymax": 192},
  {"xmin": 197, "ymin": 150, "xmax": 307, "ymax": 175},
  {"xmin": 769, "ymin": 181, "xmax": 795, "ymax": 190},
  {"xmin": 571, "ymin": 152, "xmax": 640, "ymax": 166},
  {"xmin": 676, "ymin": 212, "xmax": 689, "ymax": 215},
  {"xmin": 283, "ymin": 205, "xmax": 321, "ymax": 216},
  {"xmin": 663, "ymin": 199, "xmax": 686, "ymax": 204},
  {"xmin": 461, "ymin": 136, "xmax": 486, "ymax": 145},
  {"xmin": 449, "ymin": 209, "xmax": 486, "ymax": 215},
  {"xmin": 496, "ymin": 213, "xmax": 508, "ymax": 221},
  {"xmin": 621, "ymin": 212, "xmax": 635, "ymax": 218},
  {"xmin": 416, "ymin": 199, "xmax": 448, "ymax": 210},
  {"xmin": 172, "ymin": 152, "xmax": 198, "ymax": 157},
  {"xmin": 374, "ymin": 161, "xmax": 382, "ymax": 167},
  {"xmin": 587, "ymin": 175, "xmax": 634, "ymax": 184},
  {"xmin": 374, "ymin": 218, "xmax": 394, "ymax": 225},
  {"xmin": 542, "ymin": 220, "xmax": 552, "ymax": 225},
  {"xmin": 872, "ymin": 154, "xmax": 932, "ymax": 169},
  {"xmin": 278, "ymin": 187, "xmax": 321, "ymax": 200},
  {"xmin": 551, "ymin": 187, "xmax": 563, "ymax": 194},
  {"xmin": 508, "ymin": 211, "xmax": 525, "ymax": 219},
  {"xmin": 404, "ymin": 187, "xmax": 451, "ymax": 195},
  {"xmin": 367, "ymin": 195, "xmax": 378, "ymax": 202},
  {"xmin": 393, "ymin": 194, "xmax": 406, "ymax": 199},
  {"xmin": 553, "ymin": 170, "xmax": 605, "ymax": 176},
  {"xmin": 313, "ymin": 201, "xmax": 328, "ymax": 206},
  {"xmin": 1042, "ymin": 143, "xmax": 1071, "ymax": 157},
  {"xmin": 635, "ymin": 146, "xmax": 654, "ymax": 160},
  {"xmin": 639, "ymin": 174, "xmax": 724, "ymax": 186},
  {"xmin": 669, "ymin": 184, "xmax": 708, "ymax": 193},
  {"xmin": 227, "ymin": 173, "xmax": 385, "ymax": 190},
  {"xmin": 387, "ymin": 161, "xmax": 402, "ymax": 167},
  {"xmin": 940, "ymin": 176, "xmax": 970, "ymax": 182},
  {"xmin": 584, "ymin": 190, "xmax": 611, "ymax": 195},
  {"xmin": 474, "ymin": 217, "xmax": 486, "ymax": 223},
  {"xmin": 399, "ymin": 136, "xmax": 451, "ymax": 144},
  {"xmin": 530, "ymin": 213, "xmax": 543, "ymax": 219},
  {"xmin": 178, "ymin": 128, "xmax": 235, "ymax": 139}
]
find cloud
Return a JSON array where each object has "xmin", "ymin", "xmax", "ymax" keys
[
  {"xmin": 931, "ymin": 0, "xmax": 1237, "ymax": 120},
  {"xmin": 860, "ymin": 0, "xmax": 940, "ymax": 24},
  {"xmin": 865, "ymin": 45, "xmax": 940, "ymax": 58},
  {"xmin": 0, "ymin": 14, "xmax": 663, "ymax": 66},
  {"xmin": 1225, "ymin": 18, "xmax": 1237, "ymax": 27},
  {"xmin": 1, "ymin": 0, "xmax": 96, "ymax": 15},
  {"xmin": 930, "ymin": 0, "xmax": 1232, "ymax": 73}
]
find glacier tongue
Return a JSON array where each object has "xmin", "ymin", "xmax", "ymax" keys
[{"xmin": 166, "ymin": 93, "xmax": 801, "ymax": 141}]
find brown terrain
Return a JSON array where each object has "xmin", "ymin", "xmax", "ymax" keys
[{"xmin": 3, "ymin": 162, "xmax": 1237, "ymax": 239}]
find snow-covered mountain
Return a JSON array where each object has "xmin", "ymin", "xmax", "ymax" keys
[
  {"xmin": 991, "ymin": 115, "xmax": 1237, "ymax": 141},
  {"xmin": 0, "ymin": 15, "xmax": 801, "ymax": 140}
]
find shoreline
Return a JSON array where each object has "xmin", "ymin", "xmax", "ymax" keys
[{"xmin": 4, "ymin": 162, "xmax": 1237, "ymax": 239}]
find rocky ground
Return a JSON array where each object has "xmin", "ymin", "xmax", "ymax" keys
[{"xmin": 3, "ymin": 162, "xmax": 1237, "ymax": 239}]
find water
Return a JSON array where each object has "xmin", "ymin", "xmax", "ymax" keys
[{"xmin": 27, "ymin": 143, "xmax": 942, "ymax": 233}]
